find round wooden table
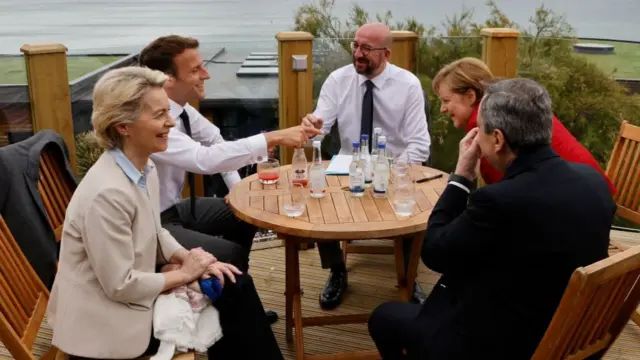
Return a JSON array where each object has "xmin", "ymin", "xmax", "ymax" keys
[{"xmin": 228, "ymin": 163, "xmax": 447, "ymax": 360}]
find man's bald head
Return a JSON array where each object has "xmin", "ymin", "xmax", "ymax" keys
[
  {"xmin": 355, "ymin": 22, "xmax": 392, "ymax": 48},
  {"xmin": 352, "ymin": 22, "xmax": 392, "ymax": 77}
]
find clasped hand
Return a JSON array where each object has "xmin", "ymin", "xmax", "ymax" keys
[
  {"xmin": 454, "ymin": 128, "xmax": 482, "ymax": 181},
  {"xmin": 179, "ymin": 247, "xmax": 242, "ymax": 286}
]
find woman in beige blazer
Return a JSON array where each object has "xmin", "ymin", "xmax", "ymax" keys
[{"xmin": 47, "ymin": 66, "xmax": 284, "ymax": 360}]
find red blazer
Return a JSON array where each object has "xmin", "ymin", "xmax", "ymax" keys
[{"xmin": 466, "ymin": 106, "xmax": 616, "ymax": 194}]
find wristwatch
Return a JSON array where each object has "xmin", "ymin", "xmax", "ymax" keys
[{"xmin": 448, "ymin": 173, "xmax": 474, "ymax": 191}]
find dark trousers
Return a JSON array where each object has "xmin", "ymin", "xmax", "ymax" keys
[
  {"xmin": 69, "ymin": 274, "xmax": 283, "ymax": 360},
  {"xmin": 318, "ymin": 238, "xmax": 416, "ymax": 270},
  {"xmin": 161, "ymin": 197, "xmax": 257, "ymax": 271},
  {"xmin": 368, "ymin": 301, "xmax": 425, "ymax": 359}
]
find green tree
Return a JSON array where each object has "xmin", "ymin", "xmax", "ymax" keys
[{"xmin": 294, "ymin": 0, "xmax": 640, "ymax": 173}]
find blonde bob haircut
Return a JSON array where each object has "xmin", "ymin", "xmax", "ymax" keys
[
  {"xmin": 432, "ymin": 57, "xmax": 495, "ymax": 105},
  {"xmin": 91, "ymin": 66, "xmax": 168, "ymax": 149}
]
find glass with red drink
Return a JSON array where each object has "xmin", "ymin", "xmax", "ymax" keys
[{"xmin": 257, "ymin": 158, "xmax": 280, "ymax": 185}]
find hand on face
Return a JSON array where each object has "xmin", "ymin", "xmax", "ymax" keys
[{"xmin": 454, "ymin": 127, "xmax": 482, "ymax": 181}]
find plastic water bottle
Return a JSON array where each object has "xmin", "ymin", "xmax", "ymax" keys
[
  {"xmin": 291, "ymin": 148, "xmax": 308, "ymax": 186},
  {"xmin": 371, "ymin": 127, "xmax": 382, "ymax": 166},
  {"xmin": 360, "ymin": 134, "xmax": 372, "ymax": 187},
  {"xmin": 373, "ymin": 135, "xmax": 389, "ymax": 198},
  {"xmin": 309, "ymin": 140, "xmax": 326, "ymax": 198},
  {"xmin": 349, "ymin": 141, "xmax": 365, "ymax": 197}
]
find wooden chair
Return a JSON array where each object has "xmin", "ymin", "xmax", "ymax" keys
[
  {"xmin": 37, "ymin": 145, "xmax": 76, "ymax": 243},
  {"xmin": 0, "ymin": 215, "xmax": 58, "ymax": 360},
  {"xmin": 531, "ymin": 245, "xmax": 640, "ymax": 360},
  {"xmin": 603, "ymin": 120, "xmax": 640, "ymax": 325}
]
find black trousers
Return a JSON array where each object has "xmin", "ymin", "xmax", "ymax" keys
[
  {"xmin": 68, "ymin": 274, "xmax": 284, "ymax": 360},
  {"xmin": 318, "ymin": 238, "xmax": 416, "ymax": 270},
  {"xmin": 368, "ymin": 301, "xmax": 425, "ymax": 359},
  {"xmin": 161, "ymin": 197, "xmax": 257, "ymax": 272}
]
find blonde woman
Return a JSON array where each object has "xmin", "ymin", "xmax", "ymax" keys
[
  {"xmin": 47, "ymin": 66, "xmax": 284, "ymax": 360},
  {"xmin": 432, "ymin": 57, "xmax": 614, "ymax": 193}
]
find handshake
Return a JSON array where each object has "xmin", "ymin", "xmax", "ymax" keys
[{"xmin": 261, "ymin": 113, "xmax": 324, "ymax": 149}]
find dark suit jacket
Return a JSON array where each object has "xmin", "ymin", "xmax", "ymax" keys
[
  {"xmin": 419, "ymin": 145, "xmax": 615, "ymax": 360},
  {"xmin": 0, "ymin": 130, "xmax": 77, "ymax": 289}
]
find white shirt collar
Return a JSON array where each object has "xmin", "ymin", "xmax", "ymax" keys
[
  {"xmin": 169, "ymin": 98, "xmax": 187, "ymax": 120},
  {"xmin": 358, "ymin": 62, "xmax": 391, "ymax": 90}
]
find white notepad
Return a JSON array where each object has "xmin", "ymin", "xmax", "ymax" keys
[{"xmin": 325, "ymin": 154, "xmax": 352, "ymax": 175}]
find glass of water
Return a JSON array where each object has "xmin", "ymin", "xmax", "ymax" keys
[
  {"xmin": 284, "ymin": 182, "xmax": 307, "ymax": 217},
  {"xmin": 392, "ymin": 174, "xmax": 416, "ymax": 218}
]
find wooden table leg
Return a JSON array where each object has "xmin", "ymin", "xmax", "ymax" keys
[
  {"xmin": 285, "ymin": 239, "xmax": 296, "ymax": 342},
  {"xmin": 285, "ymin": 236, "xmax": 306, "ymax": 359},
  {"xmin": 394, "ymin": 232, "xmax": 425, "ymax": 301},
  {"xmin": 406, "ymin": 231, "xmax": 425, "ymax": 296},
  {"xmin": 393, "ymin": 237, "xmax": 409, "ymax": 301}
]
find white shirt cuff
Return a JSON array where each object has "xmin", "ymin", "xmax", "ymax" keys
[
  {"xmin": 448, "ymin": 181, "xmax": 470, "ymax": 194},
  {"xmin": 249, "ymin": 134, "xmax": 269, "ymax": 163}
]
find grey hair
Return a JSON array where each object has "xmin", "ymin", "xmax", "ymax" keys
[{"xmin": 479, "ymin": 78, "xmax": 553, "ymax": 151}]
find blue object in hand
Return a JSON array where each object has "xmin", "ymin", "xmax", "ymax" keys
[{"xmin": 199, "ymin": 277, "xmax": 223, "ymax": 301}]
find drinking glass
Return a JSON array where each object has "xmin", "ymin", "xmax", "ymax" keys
[
  {"xmin": 284, "ymin": 182, "xmax": 307, "ymax": 217},
  {"xmin": 392, "ymin": 173, "xmax": 416, "ymax": 218},
  {"xmin": 257, "ymin": 158, "xmax": 280, "ymax": 184}
]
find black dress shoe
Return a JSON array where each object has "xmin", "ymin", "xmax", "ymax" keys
[
  {"xmin": 265, "ymin": 309, "xmax": 279, "ymax": 324},
  {"xmin": 319, "ymin": 269, "xmax": 348, "ymax": 310},
  {"xmin": 411, "ymin": 280, "xmax": 428, "ymax": 305}
]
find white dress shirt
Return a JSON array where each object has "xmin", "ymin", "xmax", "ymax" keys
[
  {"xmin": 312, "ymin": 62, "xmax": 431, "ymax": 163},
  {"xmin": 151, "ymin": 99, "xmax": 268, "ymax": 212}
]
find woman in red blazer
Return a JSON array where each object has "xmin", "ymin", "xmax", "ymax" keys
[{"xmin": 432, "ymin": 57, "xmax": 616, "ymax": 194}]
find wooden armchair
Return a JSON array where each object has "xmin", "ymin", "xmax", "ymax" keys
[
  {"xmin": 37, "ymin": 145, "xmax": 76, "ymax": 243},
  {"xmin": 531, "ymin": 245, "xmax": 640, "ymax": 359},
  {"xmin": 603, "ymin": 120, "xmax": 640, "ymax": 325},
  {"xmin": 0, "ymin": 215, "xmax": 58, "ymax": 360}
]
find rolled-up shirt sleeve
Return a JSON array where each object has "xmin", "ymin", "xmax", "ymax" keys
[
  {"xmin": 312, "ymin": 73, "xmax": 339, "ymax": 140},
  {"xmin": 82, "ymin": 188, "xmax": 165, "ymax": 309},
  {"xmin": 401, "ymin": 80, "xmax": 431, "ymax": 164}
]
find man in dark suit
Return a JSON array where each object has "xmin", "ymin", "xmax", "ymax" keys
[{"xmin": 368, "ymin": 78, "xmax": 616, "ymax": 359}]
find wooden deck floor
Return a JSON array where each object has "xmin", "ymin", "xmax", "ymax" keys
[{"xmin": 1, "ymin": 231, "xmax": 639, "ymax": 360}]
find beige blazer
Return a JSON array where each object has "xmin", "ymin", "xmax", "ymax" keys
[{"xmin": 47, "ymin": 152, "xmax": 184, "ymax": 359}]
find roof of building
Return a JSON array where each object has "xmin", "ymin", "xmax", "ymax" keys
[{"xmin": 202, "ymin": 47, "xmax": 278, "ymax": 107}]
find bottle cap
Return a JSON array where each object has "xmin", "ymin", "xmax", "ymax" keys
[
  {"xmin": 360, "ymin": 134, "xmax": 368, "ymax": 140},
  {"xmin": 313, "ymin": 140, "xmax": 321, "ymax": 147},
  {"xmin": 352, "ymin": 141, "xmax": 360, "ymax": 147},
  {"xmin": 378, "ymin": 135, "xmax": 386, "ymax": 143},
  {"xmin": 374, "ymin": 127, "xmax": 382, "ymax": 134}
]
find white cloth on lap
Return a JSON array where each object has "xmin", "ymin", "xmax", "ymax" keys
[{"xmin": 150, "ymin": 292, "xmax": 223, "ymax": 359}]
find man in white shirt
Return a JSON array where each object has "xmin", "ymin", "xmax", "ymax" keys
[
  {"xmin": 302, "ymin": 23, "xmax": 432, "ymax": 310},
  {"xmin": 140, "ymin": 35, "xmax": 320, "ymax": 324}
]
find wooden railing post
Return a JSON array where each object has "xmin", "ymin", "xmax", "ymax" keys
[
  {"xmin": 20, "ymin": 43, "xmax": 77, "ymax": 173},
  {"xmin": 390, "ymin": 31, "xmax": 419, "ymax": 73},
  {"xmin": 276, "ymin": 31, "xmax": 314, "ymax": 165},
  {"xmin": 480, "ymin": 28, "xmax": 520, "ymax": 78}
]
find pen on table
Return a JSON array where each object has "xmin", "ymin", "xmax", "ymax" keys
[{"xmin": 414, "ymin": 173, "xmax": 444, "ymax": 183}]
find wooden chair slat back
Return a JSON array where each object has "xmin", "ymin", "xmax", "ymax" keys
[
  {"xmin": 605, "ymin": 120, "xmax": 640, "ymax": 223},
  {"xmin": 531, "ymin": 245, "xmax": 640, "ymax": 360},
  {"xmin": 38, "ymin": 145, "xmax": 75, "ymax": 242},
  {"xmin": 0, "ymin": 215, "xmax": 49, "ymax": 360}
]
